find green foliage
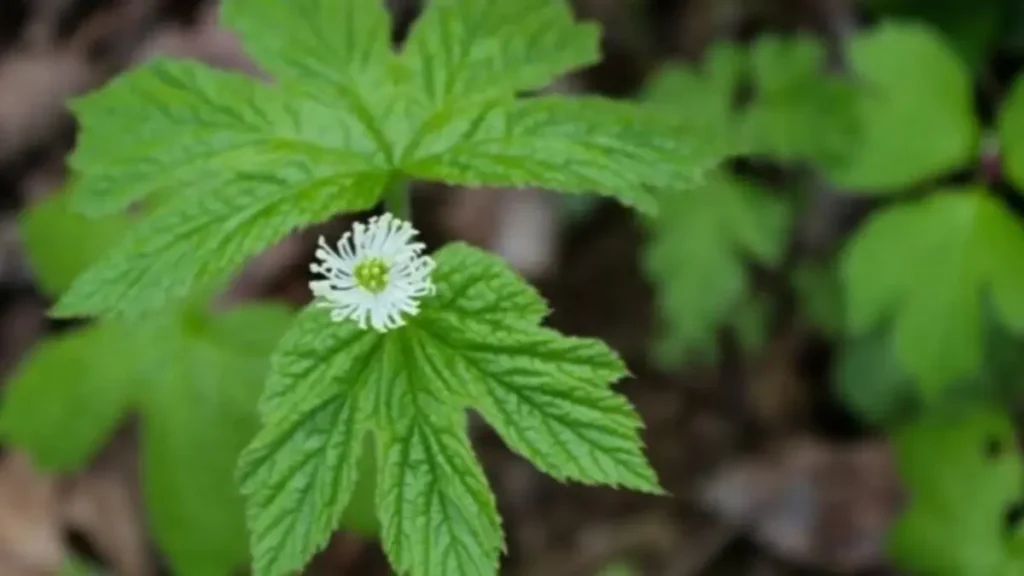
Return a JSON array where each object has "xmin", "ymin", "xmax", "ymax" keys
[
  {"xmin": 740, "ymin": 35, "xmax": 860, "ymax": 167},
  {"xmin": 20, "ymin": 192, "xmax": 132, "ymax": 297},
  {"xmin": 644, "ymin": 43, "xmax": 743, "ymax": 154},
  {"xmin": 644, "ymin": 171, "xmax": 790, "ymax": 365},
  {"xmin": 2, "ymin": 195, "xmax": 294, "ymax": 575},
  {"xmin": 863, "ymin": 0, "xmax": 1020, "ymax": 69},
  {"xmin": 826, "ymin": 22, "xmax": 979, "ymax": 192},
  {"xmin": 1000, "ymin": 73, "xmax": 1024, "ymax": 190},
  {"xmin": 642, "ymin": 34, "xmax": 854, "ymax": 365},
  {"xmin": 238, "ymin": 243, "xmax": 660, "ymax": 576},
  {"xmin": 834, "ymin": 331, "xmax": 916, "ymax": 426},
  {"xmin": 841, "ymin": 188, "xmax": 1024, "ymax": 390},
  {"xmin": 889, "ymin": 405, "xmax": 1024, "ymax": 575},
  {"xmin": 53, "ymin": 0, "xmax": 717, "ymax": 321}
]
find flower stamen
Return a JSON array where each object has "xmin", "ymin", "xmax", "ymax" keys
[{"xmin": 309, "ymin": 213, "xmax": 435, "ymax": 332}]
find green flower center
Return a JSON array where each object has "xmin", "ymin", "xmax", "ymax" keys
[{"xmin": 354, "ymin": 257, "xmax": 390, "ymax": 293}]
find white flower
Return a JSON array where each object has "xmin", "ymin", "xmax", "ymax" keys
[{"xmin": 309, "ymin": 213, "xmax": 436, "ymax": 332}]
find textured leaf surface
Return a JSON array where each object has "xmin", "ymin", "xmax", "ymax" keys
[
  {"xmin": 401, "ymin": 0, "xmax": 600, "ymax": 104},
  {"xmin": 741, "ymin": 35, "xmax": 859, "ymax": 167},
  {"xmin": 841, "ymin": 189, "xmax": 1024, "ymax": 389},
  {"xmin": 0, "ymin": 304, "xmax": 291, "ymax": 575},
  {"xmin": 239, "ymin": 243, "xmax": 659, "ymax": 576},
  {"xmin": 19, "ymin": 193, "xmax": 132, "ymax": 297},
  {"xmin": 890, "ymin": 406, "xmax": 1024, "ymax": 575},
  {"xmin": 67, "ymin": 60, "xmax": 387, "ymax": 216},
  {"xmin": 54, "ymin": 170, "xmax": 389, "ymax": 320},
  {"xmin": 827, "ymin": 22, "xmax": 978, "ymax": 192},
  {"xmin": 644, "ymin": 171, "xmax": 791, "ymax": 366},
  {"xmin": 59, "ymin": 0, "xmax": 718, "ymax": 319},
  {"xmin": 403, "ymin": 96, "xmax": 719, "ymax": 215},
  {"xmin": 221, "ymin": 0, "xmax": 392, "ymax": 89}
]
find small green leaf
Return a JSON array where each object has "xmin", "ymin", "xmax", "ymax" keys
[
  {"xmin": 239, "ymin": 243, "xmax": 659, "ymax": 576},
  {"xmin": 0, "ymin": 303, "xmax": 292, "ymax": 575},
  {"xmin": 0, "ymin": 324, "xmax": 137, "ymax": 471},
  {"xmin": 827, "ymin": 22, "xmax": 979, "ymax": 192},
  {"xmin": 645, "ymin": 170, "xmax": 791, "ymax": 366},
  {"xmin": 890, "ymin": 405, "xmax": 1024, "ymax": 575},
  {"xmin": 741, "ymin": 35, "xmax": 860, "ymax": 167},
  {"xmin": 842, "ymin": 188, "xmax": 1024, "ymax": 390},
  {"xmin": 999, "ymin": 71, "xmax": 1024, "ymax": 190},
  {"xmin": 19, "ymin": 193, "xmax": 132, "ymax": 297},
  {"xmin": 400, "ymin": 0, "xmax": 600, "ymax": 105},
  {"xmin": 643, "ymin": 43, "xmax": 745, "ymax": 154}
]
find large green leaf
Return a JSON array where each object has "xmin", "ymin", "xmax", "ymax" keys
[
  {"xmin": 238, "ymin": 243, "xmax": 660, "ymax": 576},
  {"xmin": 56, "ymin": 0, "xmax": 718, "ymax": 320},
  {"xmin": 644, "ymin": 170, "xmax": 791, "ymax": 366}
]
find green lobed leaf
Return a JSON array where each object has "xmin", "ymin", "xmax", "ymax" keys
[
  {"xmin": 239, "ymin": 243, "xmax": 660, "ymax": 576},
  {"xmin": 889, "ymin": 405, "xmax": 1024, "ymax": 575},
  {"xmin": 53, "ymin": 170, "xmax": 390, "ymax": 320},
  {"xmin": 999, "ymin": 71, "xmax": 1024, "ymax": 190},
  {"xmin": 19, "ymin": 192, "xmax": 132, "ymax": 297},
  {"xmin": 58, "ymin": 0, "xmax": 718, "ymax": 320},
  {"xmin": 403, "ymin": 96, "xmax": 719, "ymax": 215},
  {"xmin": 741, "ymin": 35, "xmax": 860, "ymax": 168},
  {"xmin": 642, "ymin": 43, "xmax": 745, "ymax": 155},
  {"xmin": 221, "ymin": 0, "xmax": 393, "ymax": 89},
  {"xmin": 644, "ymin": 170, "xmax": 791, "ymax": 367},
  {"xmin": 826, "ymin": 22, "xmax": 979, "ymax": 192},
  {"xmin": 400, "ymin": 0, "xmax": 600, "ymax": 105},
  {"xmin": 66, "ymin": 60, "xmax": 388, "ymax": 217},
  {"xmin": 0, "ymin": 303, "xmax": 292, "ymax": 575},
  {"xmin": 841, "ymin": 188, "xmax": 1024, "ymax": 391}
]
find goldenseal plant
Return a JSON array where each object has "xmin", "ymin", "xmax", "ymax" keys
[{"xmin": 47, "ymin": 0, "xmax": 721, "ymax": 575}]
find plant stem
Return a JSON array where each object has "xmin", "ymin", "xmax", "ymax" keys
[{"xmin": 384, "ymin": 177, "xmax": 412, "ymax": 221}]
